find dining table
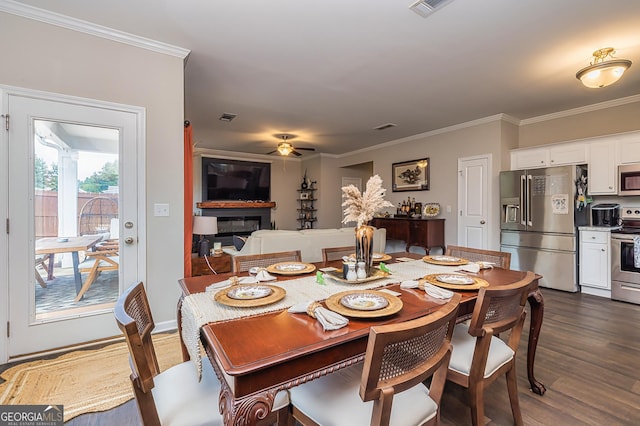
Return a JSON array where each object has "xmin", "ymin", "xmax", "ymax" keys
[
  {"xmin": 35, "ymin": 235, "xmax": 102, "ymax": 297},
  {"xmin": 177, "ymin": 252, "xmax": 546, "ymax": 426}
]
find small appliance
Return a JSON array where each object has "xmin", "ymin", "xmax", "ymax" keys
[{"xmin": 591, "ymin": 203, "xmax": 620, "ymax": 227}]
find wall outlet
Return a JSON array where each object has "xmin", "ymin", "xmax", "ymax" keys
[
  {"xmin": 154, "ymin": 203, "xmax": 170, "ymax": 217},
  {"xmin": 446, "ymin": 205, "xmax": 452, "ymax": 213}
]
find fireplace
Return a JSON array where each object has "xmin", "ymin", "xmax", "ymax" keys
[{"xmin": 198, "ymin": 201, "xmax": 274, "ymax": 246}]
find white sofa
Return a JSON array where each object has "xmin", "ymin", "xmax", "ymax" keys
[{"xmin": 223, "ymin": 227, "xmax": 387, "ymax": 263}]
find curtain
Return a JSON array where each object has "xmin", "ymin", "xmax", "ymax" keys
[{"xmin": 184, "ymin": 121, "xmax": 193, "ymax": 277}]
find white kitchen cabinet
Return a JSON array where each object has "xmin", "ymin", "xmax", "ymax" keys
[
  {"xmin": 549, "ymin": 142, "xmax": 587, "ymax": 166},
  {"xmin": 579, "ymin": 229, "xmax": 611, "ymax": 298},
  {"xmin": 510, "ymin": 148, "xmax": 548, "ymax": 170},
  {"xmin": 618, "ymin": 136, "xmax": 640, "ymax": 164},
  {"xmin": 588, "ymin": 140, "xmax": 618, "ymax": 194}
]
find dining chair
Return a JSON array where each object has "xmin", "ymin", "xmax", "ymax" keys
[
  {"xmin": 321, "ymin": 246, "xmax": 356, "ymax": 263},
  {"xmin": 445, "ymin": 245, "xmax": 511, "ymax": 269},
  {"xmin": 289, "ymin": 294, "xmax": 461, "ymax": 426},
  {"xmin": 34, "ymin": 255, "xmax": 48, "ymax": 288},
  {"xmin": 75, "ymin": 249, "xmax": 119, "ymax": 301},
  {"xmin": 232, "ymin": 250, "xmax": 301, "ymax": 273},
  {"xmin": 446, "ymin": 270, "xmax": 535, "ymax": 426},
  {"xmin": 115, "ymin": 282, "xmax": 290, "ymax": 426}
]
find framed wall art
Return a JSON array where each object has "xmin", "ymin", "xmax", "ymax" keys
[{"xmin": 392, "ymin": 158, "xmax": 430, "ymax": 192}]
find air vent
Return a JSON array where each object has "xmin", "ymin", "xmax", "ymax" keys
[
  {"xmin": 409, "ymin": 0, "xmax": 454, "ymax": 18},
  {"xmin": 219, "ymin": 112, "xmax": 237, "ymax": 122},
  {"xmin": 373, "ymin": 123, "xmax": 397, "ymax": 131}
]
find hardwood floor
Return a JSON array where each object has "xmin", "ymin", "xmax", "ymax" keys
[{"xmin": 66, "ymin": 289, "xmax": 640, "ymax": 425}]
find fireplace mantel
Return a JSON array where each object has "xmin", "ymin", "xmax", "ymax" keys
[{"xmin": 197, "ymin": 201, "xmax": 276, "ymax": 209}]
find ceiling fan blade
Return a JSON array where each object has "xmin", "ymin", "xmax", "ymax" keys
[
  {"xmin": 265, "ymin": 150, "xmax": 277, "ymax": 155},
  {"xmin": 296, "ymin": 147, "xmax": 315, "ymax": 151},
  {"xmin": 291, "ymin": 149, "xmax": 302, "ymax": 156}
]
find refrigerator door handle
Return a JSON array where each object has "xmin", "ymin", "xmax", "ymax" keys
[
  {"xmin": 520, "ymin": 174, "xmax": 527, "ymax": 226},
  {"xmin": 527, "ymin": 174, "xmax": 533, "ymax": 227}
]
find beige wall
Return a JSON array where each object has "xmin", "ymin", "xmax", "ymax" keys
[
  {"xmin": 0, "ymin": 13, "xmax": 185, "ymax": 325},
  {"xmin": 519, "ymin": 100, "xmax": 640, "ymax": 148}
]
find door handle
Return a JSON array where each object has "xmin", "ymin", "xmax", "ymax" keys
[
  {"xmin": 124, "ymin": 236, "xmax": 135, "ymax": 245},
  {"xmin": 480, "ymin": 220, "xmax": 486, "ymax": 224}
]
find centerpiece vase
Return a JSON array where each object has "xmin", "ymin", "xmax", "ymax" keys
[{"xmin": 355, "ymin": 224, "xmax": 375, "ymax": 276}]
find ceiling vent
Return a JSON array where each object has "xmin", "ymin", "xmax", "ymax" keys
[
  {"xmin": 373, "ymin": 123, "xmax": 397, "ymax": 131},
  {"xmin": 409, "ymin": 0, "xmax": 454, "ymax": 18},
  {"xmin": 218, "ymin": 112, "xmax": 237, "ymax": 122}
]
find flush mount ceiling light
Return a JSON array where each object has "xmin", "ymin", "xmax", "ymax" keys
[{"xmin": 576, "ymin": 47, "xmax": 632, "ymax": 88}]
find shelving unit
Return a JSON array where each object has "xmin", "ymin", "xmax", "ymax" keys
[{"xmin": 297, "ymin": 188, "xmax": 317, "ymax": 229}]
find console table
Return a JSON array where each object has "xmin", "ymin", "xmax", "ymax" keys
[{"xmin": 370, "ymin": 217, "xmax": 445, "ymax": 254}]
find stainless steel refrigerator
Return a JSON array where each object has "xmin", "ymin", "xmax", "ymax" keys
[{"xmin": 500, "ymin": 165, "xmax": 589, "ymax": 292}]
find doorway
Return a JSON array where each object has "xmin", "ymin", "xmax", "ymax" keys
[{"xmin": 1, "ymin": 87, "xmax": 144, "ymax": 359}]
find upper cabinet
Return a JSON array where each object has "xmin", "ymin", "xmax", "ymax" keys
[
  {"xmin": 510, "ymin": 142, "xmax": 586, "ymax": 170},
  {"xmin": 588, "ymin": 140, "xmax": 617, "ymax": 194},
  {"xmin": 618, "ymin": 135, "xmax": 640, "ymax": 164}
]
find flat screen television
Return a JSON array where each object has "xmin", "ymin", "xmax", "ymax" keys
[{"xmin": 202, "ymin": 157, "xmax": 271, "ymax": 201}]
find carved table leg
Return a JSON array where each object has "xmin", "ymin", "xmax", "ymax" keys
[
  {"xmin": 527, "ymin": 287, "xmax": 547, "ymax": 395},
  {"xmin": 219, "ymin": 386, "xmax": 279, "ymax": 426}
]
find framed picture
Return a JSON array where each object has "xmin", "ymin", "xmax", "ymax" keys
[
  {"xmin": 300, "ymin": 192, "xmax": 310, "ymax": 200},
  {"xmin": 392, "ymin": 158, "xmax": 430, "ymax": 192}
]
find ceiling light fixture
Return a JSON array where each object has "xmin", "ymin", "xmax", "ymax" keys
[
  {"xmin": 277, "ymin": 141, "xmax": 293, "ymax": 156},
  {"xmin": 576, "ymin": 47, "xmax": 632, "ymax": 88}
]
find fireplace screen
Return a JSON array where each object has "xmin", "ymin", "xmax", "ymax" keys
[{"xmin": 217, "ymin": 216, "xmax": 261, "ymax": 236}]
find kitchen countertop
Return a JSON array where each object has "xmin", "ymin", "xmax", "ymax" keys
[{"xmin": 578, "ymin": 226, "xmax": 622, "ymax": 231}]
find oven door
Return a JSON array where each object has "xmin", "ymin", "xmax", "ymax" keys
[{"xmin": 611, "ymin": 234, "xmax": 640, "ymax": 283}]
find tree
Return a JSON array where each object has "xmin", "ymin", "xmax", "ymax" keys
[
  {"xmin": 79, "ymin": 161, "xmax": 119, "ymax": 193},
  {"xmin": 34, "ymin": 156, "xmax": 58, "ymax": 190}
]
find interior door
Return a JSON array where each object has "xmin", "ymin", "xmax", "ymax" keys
[
  {"xmin": 457, "ymin": 155, "xmax": 490, "ymax": 248},
  {"xmin": 3, "ymin": 89, "xmax": 142, "ymax": 358}
]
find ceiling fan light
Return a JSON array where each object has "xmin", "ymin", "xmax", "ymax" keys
[
  {"xmin": 277, "ymin": 142, "xmax": 293, "ymax": 156},
  {"xmin": 576, "ymin": 48, "xmax": 632, "ymax": 88}
]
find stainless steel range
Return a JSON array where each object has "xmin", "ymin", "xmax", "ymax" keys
[{"xmin": 611, "ymin": 206, "xmax": 640, "ymax": 304}]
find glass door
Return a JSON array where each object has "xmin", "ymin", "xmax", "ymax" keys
[{"xmin": 5, "ymin": 90, "xmax": 142, "ymax": 357}]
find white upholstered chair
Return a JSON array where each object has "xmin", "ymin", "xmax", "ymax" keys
[
  {"xmin": 115, "ymin": 282, "xmax": 289, "ymax": 425},
  {"xmin": 289, "ymin": 294, "xmax": 461, "ymax": 426},
  {"xmin": 446, "ymin": 271, "xmax": 535, "ymax": 426}
]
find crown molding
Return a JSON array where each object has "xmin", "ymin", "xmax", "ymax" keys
[
  {"xmin": 0, "ymin": 0, "xmax": 190, "ymax": 59},
  {"xmin": 339, "ymin": 113, "xmax": 517, "ymax": 158},
  {"xmin": 520, "ymin": 93, "xmax": 640, "ymax": 125}
]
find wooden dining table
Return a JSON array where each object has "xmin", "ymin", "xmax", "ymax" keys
[{"xmin": 178, "ymin": 252, "xmax": 546, "ymax": 426}]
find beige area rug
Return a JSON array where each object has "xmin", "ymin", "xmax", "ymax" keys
[{"xmin": 0, "ymin": 333, "xmax": 183, "ymax": 421}]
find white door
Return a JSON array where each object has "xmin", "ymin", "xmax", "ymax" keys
[
  {"xmin": 2, "ymin": 88, "xmax": 143, "ymax": 358},
  {"xmin": 457, "ymin": 155, "xmax": 491, "ymax": 248}
]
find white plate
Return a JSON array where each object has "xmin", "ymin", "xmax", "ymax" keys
[
  {"xmin": 372, "ymin": 253, "xmax": 383, "ymax": 259},
  {"xmin": 436, "ymin": 274, "xmax": 474, "ymax": 285},
  {"xmin": 340, "ymin": 293, "xmax": 389, "ymax": 311},
  {"xmin": 431, "ymin": 256, "xmax": 461, "ymax": 262},
  {"xmin": 227, "ymin": 285, "xmax": 273, "ymax": 300},
  {"xmin": 275, "ymin": 263, "xmax": 306, "ymax": 272}
]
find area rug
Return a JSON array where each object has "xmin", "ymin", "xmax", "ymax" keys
[{"xmin": 0, "ymin": 333, "xmax": 183, "ymax": 421}]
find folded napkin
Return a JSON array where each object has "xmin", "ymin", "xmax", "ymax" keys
[
  {"xmin": 288, "ymin": 301, "xmax": 349, "ymax": 331},
  {"xmin": 400, "ymin": 280, "xmax": 454, "ymax": 300},
  {"xmin": 458, "ymin": 263, "xmax": 480, "ymax": 273},
  {"xmin": 254, "ymin": 269, "xmax": 277, "ymax": 281}
]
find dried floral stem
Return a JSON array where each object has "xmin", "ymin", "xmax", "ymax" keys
[{"xmin": 342, "ymin": 175, "xmax": 393, "ymax": 227}]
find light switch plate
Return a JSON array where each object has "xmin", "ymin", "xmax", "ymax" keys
[{"xmin": 154, "ymin": 203, "xmax": 170, "ymax": 217}]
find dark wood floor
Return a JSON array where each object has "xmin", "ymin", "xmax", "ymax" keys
[{"xmin": 67, "ymin": 289, "xmax": 640, "ymax": 425}]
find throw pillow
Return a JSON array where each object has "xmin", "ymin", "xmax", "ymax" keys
[{"xmin": 233, "ymin": 235, "xmax": 248, "ymax": 251}]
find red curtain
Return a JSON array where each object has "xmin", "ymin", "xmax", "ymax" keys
[{"xmin": 184, "ymin": 121, "xmax": 193, "ymax": 277}]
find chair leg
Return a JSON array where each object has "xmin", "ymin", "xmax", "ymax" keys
[
  {"xmin": 468, "ymin": 381, "xmax": 485, "ymax": 426},
  {"xmin": 35, "ymin": 269, "xmax": 47, "ymax": 288},
  {"xmin": 75, "ymin": 263, "xmax": 99, "ymax": 302},
  {"xmin": 506, "ymin": 365, "xmax": 523, "ymax": 426}
]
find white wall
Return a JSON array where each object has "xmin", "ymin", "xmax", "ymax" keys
[{"xmin": 0, "ymin": 12, "xmax": 185, "ymax": 325}]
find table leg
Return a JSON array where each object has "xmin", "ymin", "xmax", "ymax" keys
[
  {"xmin": 176, "ymin": 296, "xmax": 191, "ymax": 362},
  {"xmin": 526, "ymin": 287, "xmax": 546, "ymax": 395},
  {"xmin": 46, "ymin": 254, "xmax": 55, "ymax": 280},
  {"xmin": 72, "ymin": 251, "xmax": 82, "ymax": 295}
]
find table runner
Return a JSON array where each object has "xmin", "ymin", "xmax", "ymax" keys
[{"xmin": 181, "ymin": 260, "xmax": 461, "ymax": 378}]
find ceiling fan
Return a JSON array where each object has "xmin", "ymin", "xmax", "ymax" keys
[{"xmin": 266, "ymin": 134, "xmax": 315, "ymax": 156}]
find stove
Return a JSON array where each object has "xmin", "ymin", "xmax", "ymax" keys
[{"xmin": 611, "ymin": 206, "xmax": 640, "ymax": 304}]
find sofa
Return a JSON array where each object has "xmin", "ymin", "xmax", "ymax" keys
[{"xmin": 223, "ymin": 227, "xmax": 387, "ymax": 263}]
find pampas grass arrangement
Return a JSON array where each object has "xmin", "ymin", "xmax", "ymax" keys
[{"xmin": 341, "ymin": 175, "xmax": 393, "ymax": 227}]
